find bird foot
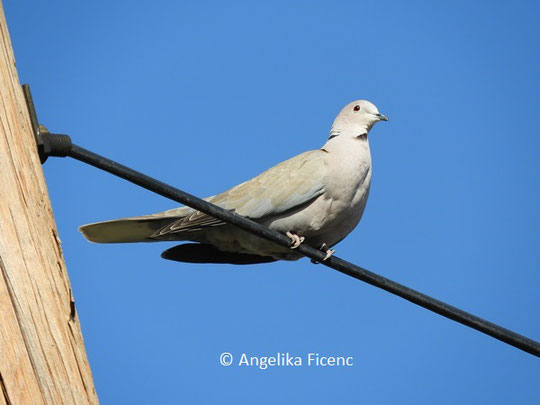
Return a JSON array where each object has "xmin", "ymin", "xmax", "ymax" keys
[
  {"xmin": 286, "ymin": 231, "xmax": 305, "ymax": 249},
  {"xmin": 311, "ymin": 243, "xmax": 335, "ymax": 264}
]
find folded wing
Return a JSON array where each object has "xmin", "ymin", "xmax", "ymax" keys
[{"xmin": 80, "ymin": 150, "xmax": 328, "ymax": 243}]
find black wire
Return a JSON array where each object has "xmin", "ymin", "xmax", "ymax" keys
[{"xmin": 66, "ymin": 143, "xmax": 540, "ymax": 358}]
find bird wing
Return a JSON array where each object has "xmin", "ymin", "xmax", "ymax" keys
[
  {"xmin": 161, "ymin": 243, "xmax": 278, "ymax": 264},
  {"xmin": 153, "ymin": 150, "xmax": 328, "ymax": 237}
]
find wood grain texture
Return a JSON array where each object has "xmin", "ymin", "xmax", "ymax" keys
[{"xmin": 0, "ymin": 3, "xmax": 98, "ymax": 404}]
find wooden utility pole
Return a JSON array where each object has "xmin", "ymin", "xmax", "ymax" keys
[{"xmin": 0, "ymin": 3, "xmax": 98, "ymax": 404}]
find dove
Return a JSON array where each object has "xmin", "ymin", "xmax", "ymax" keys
[{"xmin": 79, "ymin": 100, "xmax": 388, "ymax": 264}]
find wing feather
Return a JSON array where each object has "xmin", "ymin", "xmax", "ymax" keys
[{"xmin": 154, "ymin": 150, "xmax": 327, "ymax": 237}]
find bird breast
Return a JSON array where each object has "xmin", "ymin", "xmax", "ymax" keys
[{"xmin": 267, "ymin": 139, "xmax": 372, "ymax": 246}]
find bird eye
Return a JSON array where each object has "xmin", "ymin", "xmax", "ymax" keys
[{"xmin": 353, "ymin": 105, "xmax": 360, "ymax": 112}]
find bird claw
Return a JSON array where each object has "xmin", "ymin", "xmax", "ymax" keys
[
  {"xmin": 311, "ymin": 243, "xmax": 335, "ymax": 264},
  {"xmin": 286, "ymin": 231, "xmax": 305, "ymax": 249},
  {"xmin": 323, "ymin": 248, "xmax": 335, "ymax": 261}
]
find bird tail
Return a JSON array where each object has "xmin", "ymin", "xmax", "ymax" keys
[
  {"xmin": 79, "ymin": 217, "xmax": 164, "ymax": 243},
  {"xmin": 79, "ymin": 208, "xmax": 189, "ymax": 243}
]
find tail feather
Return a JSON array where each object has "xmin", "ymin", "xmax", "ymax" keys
[
  {"xmin": 79, "ymin": 206, "xmax": 195, "ymax": 243},
  {"xmin": 79, "ymin": 218, "xmax": 167, "ymax": 243}
]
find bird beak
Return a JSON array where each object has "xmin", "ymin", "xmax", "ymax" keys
[{"xmin": 376, "ymin": 113, "xmax": 389, "ymax": 122}]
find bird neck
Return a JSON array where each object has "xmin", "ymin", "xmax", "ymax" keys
[
  {"xmin": 321, "ymin": 132, "xmax": 370, "ymax": 155},
  {"xmin": 328, "ymin": 120, "xmax": 372, "ymax": 138}
]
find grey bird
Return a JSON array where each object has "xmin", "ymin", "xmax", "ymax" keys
[{"xmin": 79, "ymin": 100, "xmax": 388, "ymax": 264}]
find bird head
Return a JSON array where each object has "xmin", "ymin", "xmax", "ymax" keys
[{"xmin": 329, "ymin": 100, "xmax": 388, "ymax": 140}]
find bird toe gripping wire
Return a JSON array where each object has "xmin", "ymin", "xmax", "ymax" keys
[{"xmin": 22, "ymin": 84, "xmax": 540, "ymax": 358}]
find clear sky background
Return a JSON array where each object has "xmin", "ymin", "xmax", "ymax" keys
[{"xmin": 5, "ymin": 1, "xmax": 540, "ymax": 403}]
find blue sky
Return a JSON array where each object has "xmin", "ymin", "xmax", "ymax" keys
[{"xmin": 5, "ymin": 1, "xmax": 540, "ymax": 403}]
